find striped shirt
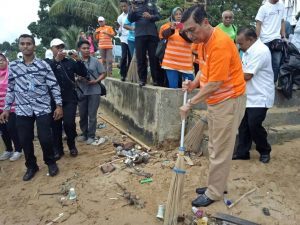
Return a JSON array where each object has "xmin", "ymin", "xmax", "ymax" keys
[
  {"xmin": 4, "ymin": 58, "xmax": 62, "ymax": 116},
  {"xmin": 95, "ymin": 26, "xmax": 115, "ymax": 49},
  {"xmin": 159, "ymin": 23, "xmax": 193, "ymax": 73}
]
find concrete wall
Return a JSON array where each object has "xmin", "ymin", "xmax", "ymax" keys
[
  {"xmin": 102, "ymin": 78, "xmax": 300, "ymax": 145},
  {"xmin": 102, "ymin": 78, "xmax": 205, "ymax": 143}
]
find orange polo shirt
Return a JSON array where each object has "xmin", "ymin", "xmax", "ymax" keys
[
  {"xmin": 95, "ymin": 25, "xmax": 115, "ymax": 49},
  {"xmin": 159, "ymin": 23, "xmax": 193, "ymax": 73},
  {"xmin": 198, "ymin": 27, "xmax": 245, "ymax": 105}
]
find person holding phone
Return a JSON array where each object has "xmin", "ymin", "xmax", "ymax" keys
[
  {"xmin": 159, "ymin": 7, "xmax": 194, "ymax": 88},
  {"xmin": 47, "ymin": 38, "xmax": 87, "ymax": 159}
]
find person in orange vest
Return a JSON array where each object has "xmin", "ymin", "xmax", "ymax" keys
[
  {"xmin": 159, "ymin": 7, "xmax": 194, "ymax": 88},
  {"xmin": 94, "ymin": 16, "xmax": 115, "ymax": 76}
]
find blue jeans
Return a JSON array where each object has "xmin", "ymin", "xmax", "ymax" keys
[
  {"xmin": 265, "ymin": 41, "xmax": 282, "ymax": 83},
  {"xmin": 165, "ymin": 69, "xmax": 194, "ymax": 88}
]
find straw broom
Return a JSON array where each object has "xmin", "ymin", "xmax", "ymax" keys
[
  {"xmin": 127, "ymin": 53, "xmax": 139, "ymax": 83},
  {"xmin": 163, "ymin": 91, "xmax": 188, "ymax": 225},
  {"xmin": 184, "ymin": 116, "xmax": 208, "ymax": 154}
]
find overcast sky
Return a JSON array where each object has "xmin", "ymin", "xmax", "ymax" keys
[{"xmin": 0, "ymin": 0, "xmax": 39, "ymax": 43}]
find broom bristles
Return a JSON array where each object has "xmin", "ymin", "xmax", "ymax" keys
[
  {"xmin": 163, "ymin": 155, "xmax": 185, "ymax": 225},
  {"xmin": 184, "ymin": 119, "xmax": 207, "ymax": 153}
]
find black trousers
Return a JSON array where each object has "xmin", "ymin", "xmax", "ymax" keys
[
  {"xmin": 0, "ymin": 112, "xmax": 21, "ymax": 152},
  {"xmin": 236, "ymin": 108, "xmax": 271, "ymax": 157},
  {"xmin": 135, "ymin": 35, "xmax": 159, "ymax": 83},
  {"xmin": 16, "ymin": 114, "xmax": 55, "ymax": 169},
  {"xmin": 52, "ymin": 102, "xmax": 77, "ymax": 153},
  {"xmin": 120, "ymin": 42, "xmax": 131, "ymax": 78}
]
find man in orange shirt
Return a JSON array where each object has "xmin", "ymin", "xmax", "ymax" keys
[
  {"xmin": 180, "ymin": 5, "xmax": 246, "ymax": 207},
  {"xmin": 94, "ymin": 16, "xmax": 115, "ymax": 76}
]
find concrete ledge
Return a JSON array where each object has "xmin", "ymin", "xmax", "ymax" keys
[{"xmin": 102, "ymin": 78, "xmax": 206, "ymax": 143}]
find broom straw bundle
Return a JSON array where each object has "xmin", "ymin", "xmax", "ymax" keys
[
  {"xmin": 163, "ymin": 91, "xmax": 188, "ymax": 225},
  {"xmin": 184, "ymin": 116, "xmax": 208, "ymax": 154}
]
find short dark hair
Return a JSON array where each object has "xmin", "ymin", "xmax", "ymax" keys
[
  {"xmin": 18, "ymin": 34, "xmax": 35, "ymax": 45},
  {"xmin": 77, "ymin": 40, "xmax": 90, "ymax": 48},
  {"xmin": 237, "ymin": 27, "xmax": 257, "ymax": 40},
  {"xmin": 120, "ymin": 0, "xmax": 128, "ymax": 4},
  {"xmin": 181, "ymin": 5, "xmax": 207, "ymax": 24}
]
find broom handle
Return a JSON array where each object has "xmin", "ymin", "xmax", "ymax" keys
[{"xmin": 180, "ymin": 90, "xmax": 188, "ymax": 148}]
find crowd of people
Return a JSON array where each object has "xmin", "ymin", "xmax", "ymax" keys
[{"xmin": 0, "ymin": 0, "xmax": 299, "ymax": 210}]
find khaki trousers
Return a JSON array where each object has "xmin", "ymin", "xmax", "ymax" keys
[{"xmin": 205, "ymin": 95, "xmax": 246, "ymax": 200}]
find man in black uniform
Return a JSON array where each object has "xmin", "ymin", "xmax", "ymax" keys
[
  {"xmin": 47, "ymin": 38, "xmax": 87, "ymax": 159},
  {"xmin": 128, "ymin": 0, "xmax": 160, "ymax": 87}
]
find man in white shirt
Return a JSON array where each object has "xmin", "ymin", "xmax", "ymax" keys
[
  {"xmin": 234, "ymin": 28, "xmax": 275, "ymax": 163},
  {"xmin": 255, "ymin": 0, "xmax": 286, "ymax": 83},
  {"xmin": 118, "ymin": 0, "xmax": 131, "ymax": 81}
]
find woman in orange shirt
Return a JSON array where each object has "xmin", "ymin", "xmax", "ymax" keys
[{"xmin": 159, "ymin": 7, "xmax": 194, "ymax": 88}]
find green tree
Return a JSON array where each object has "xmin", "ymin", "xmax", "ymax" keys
[
  {"xmin": 59, "ymin": 25, "xmax": 83, "ymax": 49},
  {"xmin": 50, "ymin": 0, "xmax": 120, "ymax": 26},
  {"xmin": 28, "ymin": 0, "xmax": 95, "ymax": 47}
]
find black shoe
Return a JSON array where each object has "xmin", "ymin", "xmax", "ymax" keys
[
  {"xmin": 192, "ymin": 194, "xmax": 215, "ymax": 207},
  {"xmin": 48, "ymin": 164, "xmax": 59, "ymax": 177},
  {"xmin": 152, "ymin": 81, "xmax": 159, "ymax": 86},
  {"xmin": 23, "ymin": 167, "xmax": 39, "ymax": 181},
  {"xmin": 139, "ymin": 81, "xmax": 146, "ymax": 87},
  {"xmin": 70, "ymin": 147, "xmax": 78, "ymax": 157},
  {"xmin": 195, "ymin": 187, "xmax": 228, "ymax": 195},
  {"xmin": 259, "ymin": 154, "xmax": 270, "ymax": 163},
  {"xmin": 121, "ymin": 76, "xmax": 126, "ymax": 82},
  {"xmin": 232, "ymin": 154, "xmax": 250, "ymax": 160}
]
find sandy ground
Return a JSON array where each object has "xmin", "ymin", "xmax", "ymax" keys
[{"xmin": 0, "ymin": 112, "xmax": 299, "ymax": 225}]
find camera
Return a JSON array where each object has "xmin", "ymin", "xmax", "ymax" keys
[{"xmin": 62, "ymin": 49, "xmax": 77, "ymax": 56}]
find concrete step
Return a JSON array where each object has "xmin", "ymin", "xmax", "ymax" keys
[
  {"xmin": 274, "ymin": 89, "xmax": 300, "ymax": 107},
  {"xmin": 267, "ymin": 124, "xmax": 300, "ymax": 145},
  {"xmin": 264, "ymin": 107, "xmax": 300, "ymax": 126}
]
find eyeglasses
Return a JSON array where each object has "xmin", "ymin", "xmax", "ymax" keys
[
  {"xmin": 0, "ymin": 59, "xmax": 7, "ymax": 62},
  {"xmin": 224, "ymin": 16, "xmax": 233, "ymax": 19}
]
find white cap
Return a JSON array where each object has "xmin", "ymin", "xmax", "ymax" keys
[
  {"xmin": 17, "ymin": 52, "xmax": 23, "ymax": 59},
  {"xmin": 50, "ymin": 38, "xmax": 65, "ymax": 47},
  {"xmin": 45, "ymin": 49, "xmax": 53, "ymax": 59},
  {"xmin": 98, "ymin": 16, "xmax": 105, "ymax": 21}
]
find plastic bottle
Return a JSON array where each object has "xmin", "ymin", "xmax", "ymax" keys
[
  {"xmin": 68, "ymin": 188, "xmax": 77, "ymax": 200},
  {"xmin": 192, "ymin": 206, "xmax": 203, "ymax": 218}
]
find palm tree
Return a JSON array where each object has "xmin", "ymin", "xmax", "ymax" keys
[
  {"xmin": 50, "ymin": 0, "xmax": 120, "ymax": 23},
  {"xmin": 59, "ymin": 25, "xmax": 83, "ymax": 49}
]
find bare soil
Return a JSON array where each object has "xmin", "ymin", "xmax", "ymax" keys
[{"xmin": 0, "ymin": 112, "xmax": 299, "ymax": 225}]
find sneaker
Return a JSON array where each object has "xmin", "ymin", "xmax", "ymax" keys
[
  {"xmin": 86, "ymin": 137, "xmax": 96, "ymax": 145},
  {"xmin": 0, "ymin": 151, "xmax": 13, "ymax": 161},
  {"xmin": 9, "ymin": 152, "xmax": 22, "ymax": 161},
  {"xmin": 77, "ymin": 135, "xmax": 87, "ymax": 142}
]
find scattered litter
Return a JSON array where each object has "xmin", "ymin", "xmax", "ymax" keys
[
  {"xmin": 46, "ymin": 213, "xmax": 64, "ymax": 225},
  {"xmin": 68, "ymin": 188, "xmax": 77, "ymax": 200},
  {"xmin": 228, "ymin": 187, "xmax": 257, "ymax": 208},
  {"xmin": 192, "ymin": 206, "xmax": 204, "ymax": 218},
  {"xmin": 115, "ymin": 145, "xmax": 150, "ymax": 166},
  {"xmin": 223, "ymin": 196, "xmax": 232, "ymax": 206},
  {"xmin": 116, "ymin": 182, "xmax": 145, "ymax": 208},
  {"xmin": 156, "ymin": 204, "xmax": 165, "ymax": 220},
  {"xmin": 140, "ymin": 178, "xmax": 153, "ymax": 184},
  {"xmin": 126, "ymin": 168, "xmax": 153, "ymax": 178},
  {"xmin": 91, "ymin": 136, "xmax": 108, "ymax": 146},
  {"xmin": 109, "ymin": 197, "xmax": 119, "ymax": 200},
  {"xmin": 262, "ymin": 207, "xmax": 270, "ymax": 216},
  {"xmin": 97, "ymin": 122, "xmax": 106, "ymax": 129},
  {"xmin": 100, "ymin": 163, "xmax": 116, "ymax": 174},
  {"xmin": 196, "ymin": 217, "xmax": 208, "ymax": 225},
  {"xmin": 183, "ymin": 156, "xmax": 194, "ymax": 166}
]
